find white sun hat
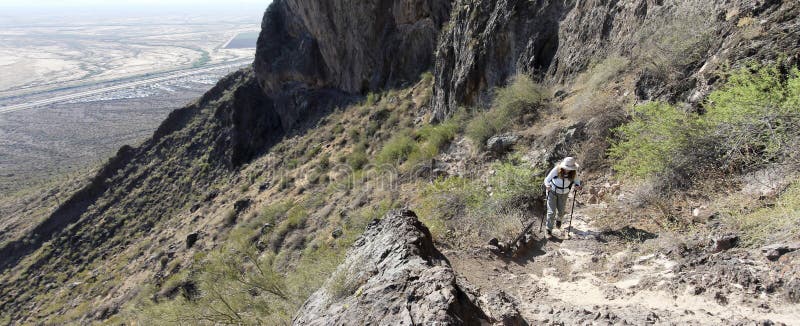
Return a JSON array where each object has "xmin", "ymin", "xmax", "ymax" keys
[{"xmin": 560, "ymin": 157, "xmax": 580, "ymax": 171}]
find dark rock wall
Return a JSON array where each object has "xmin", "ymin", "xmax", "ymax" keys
[
  {"xmin": 431, "ymin": 0, "xmax": 800, "ymax": 121},
  {"xmin": 255, "ymin": 0, "xmax": 452, "ymax": 98}
]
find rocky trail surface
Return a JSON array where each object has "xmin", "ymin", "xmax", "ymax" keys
[{"xmin": 447, "ymin": 202, "xmax": 800, "ymax": 325}]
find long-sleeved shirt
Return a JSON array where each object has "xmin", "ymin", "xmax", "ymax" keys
[{"xmin": 543, "ymin": 166, "xmax": 581, "ymax": 194}]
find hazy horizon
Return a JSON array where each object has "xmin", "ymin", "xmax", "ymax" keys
[{"xmin": 0, "ymin": 0, "xmax": 272, "ymax": 22}]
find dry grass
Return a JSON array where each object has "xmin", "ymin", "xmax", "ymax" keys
[{"xmin": 726, "ymin": 181, "xmax": 800, "ymax": 247}]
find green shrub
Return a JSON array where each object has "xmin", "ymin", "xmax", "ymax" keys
[
  {"xmin": 419, "ymin": 121, "xmax": 459, "ymax": 151},
  {"xmin": 417, "ymin": 156, "xmax": 538, "ymax": 248},
  {"xmin": 493, "ymin": 74, "xmax": 547, "ymax": 114},
  {"xmin": 317, "ymin": 154, "xmax": 331, "ymax": 171},
  {"xmin": 332, "ymin": 123, "xmax": 345, "ymax": 135},
  {"xmin": 134, "ymin": 201, "xmax": 351, "ymax": 325},
  {"xmin": 301, "ymin": 145, "xmax": 322, "ymax": 164},
  {"xmin": 420, "ymin": 71, "xmax": 434, "ymax": 85},
  {"xmin": 223, "ymin": 209, "xmax": 238, "ymax": 226},
  {"xmin": 465, "ymin": 112, "xmax": 496, "ymax": 147},
  {"xmin": 465, "ymin": 75, "xmax": 546, "ymax": 146},
  {"xmin": 609, "ymin": 63, "xmax": 800, "ymax": 184},
  {"xmin": 406, "ymin": 121, "xmax": 460, "ymax": 167},
  {"xmin": 365, "ymin": 92, "xmax": 379, "ymax": 106},
  {"xmin": 385, "ymin": 110, "xmax": 401, "ymax": 128},
  {"xmin": 607, "ymin": 102, "xmax": 693, "ymax": 179},
  {"xmin": 347, "ymin": 142, "xmax": 369, "ymax": 171},
  {"xmin": 417, "ymin": 177, "xmax": 487, "ymax": 241},
  {"xmin": 376, "ymin": 130, "xmax": 418, "ymax": 166},
  {"xmin": 489, "ymin": 154, "xmax": 542, "ymax": 202},
  {"xmin": 701, "ymin": 64, "xmax": 800, "ymax": 167},
  {"xmin": 260, "ymin": 201, "xmax": 293, "ymax": 225},
  {"xmin": 347, "ymin": 128, "xmax": 361, "ymax": 142},
  {"xmin": 134, "ymin": 242, "xmax": 292, "ymax": 325},
  {"xmin": 584, "ymin": 55, "xmax": 630, "ymax": 91}
]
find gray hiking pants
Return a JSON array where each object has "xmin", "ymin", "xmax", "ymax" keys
[{"xmin": 546, "ymin": 190, "xmax": 569, "ymax": 230}]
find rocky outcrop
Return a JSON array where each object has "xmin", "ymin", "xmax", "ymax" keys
[
  {"xmin": 486, "ymin": 133, "xmax": 519, "ymax": 155},
  {"xmin": 294, "ymin": 210, "xmax": 500, "ymax": 325},
  {"xmin": 431, "ymin": 0, "xmax": 800, "ymax": 121},
  {"xmin": 255, "ymin": 0, "xmax": 451, "ymax": 102}
]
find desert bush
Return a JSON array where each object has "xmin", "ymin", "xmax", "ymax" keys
[
  {"xmin": 417, "ymin": 177, "xmax": 488, "ymax": 243},
  {"xmin": 417, "ymin": 156, "xmax": 540, "ymax": 247},
  {"xmin": 583, "ymin": 55, "xmax": 630, "ymax": 91},
  {"xmin": 466, "ymin": 75, "xmax": 546, "ymax": 146},
  {"xmin": 364, "ymin": 92, "xmax": 379, "ymax": 106},
  {"xmin": 701, "ymin": 64, "xmax": 800, "ymax": 169},
  {"xmin": 318, "ymin": 153, "xmax": 331, "ymax": 171},
  {"xmin": 732, "ymin": 181, "xmax": 800, "ymax": 247},
  {"xmin": 347, "ymin": 142, "xmax": 369, "ymax": 171},
  {"xmin": 301, "ymin": 144, "xmax": 322, "ymax": 164},
  {"xmin": 405, "ymin": 121, "xmax": 460, "ymax": 167},
  {"xmin": 609, "ymin": 63, "xmax": 800, "ymax": 189},
  {"xmin": 420, "ymin": 71, "xmax": 434, "ymax": 85},
  {"xmin": 347, "ymin": 128, "xmax": 361, "ymax": 142},
  {"xmin": 489, "ymin": 154, "xmax": 541, "ymax": 202},
  {"xmin": 332, "ymin": 123, "xmax": 345, "ymax": 134},
  {"xmin": 223, "ymin": 209, "xmax": 238, "ymax": 226},
  {"xmin": 376, "ymin": 130, "xmax": 418, "ymax": 166},
  {"xmin": 134, "ymin": 242, "xmax": 293, "ymax": 325},
  {"xmin": 134, "ymin": 200, "xmax": 352, "ymax": 325},
  {"xmin": 608, "ymin": 102, "xmax": 694, "ymax": 179}
]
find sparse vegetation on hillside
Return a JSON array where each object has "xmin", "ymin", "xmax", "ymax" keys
[
  {"xmin": 6, "ymin": 0, "xmax": 800, "ymax": 323},
  {"xmin": 116, "ymin": 74, "xmax": 429, "ymax": 325},
  {"xmin": 732, "ymin": 181, "xmax": 800, "ymax": 247},
  {"xmin": 635, "ymin": 0, "xmax": 716, "ymax": 82},
  {"xmin": 376, "ymin": 120, "xmax": 461, "ymax": 170},
  {"xmin": 609, "ymin": 63, "xmax": 800, "ymax": 236},
  {"xmin": 610, "ymin": 63, "xmax": 800, "ymax": 185},
  {"xmin": 416, "ymin": 153, "xmax": 542, "ymax": 248},
  {"xmin": 466, "ymin": 75, "xmax": 547, "ymax": 147},
  {"xmin": 132, "ymin": 198, "xmax": 361, "ymax": 325}
]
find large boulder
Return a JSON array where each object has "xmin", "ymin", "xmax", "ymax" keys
[
  {"xmin": 486, "ymin": 133, "xmax": 520, "ymax": 155},
  {"xmin": 293, "ymin": 210, "xmax": 495, "ymax": 325}
]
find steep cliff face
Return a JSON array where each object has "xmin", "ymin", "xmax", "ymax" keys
[
  {"xmin": 431, "ymin": 0, "xmax": 800, "ymax": 121},
  {"xmin": 255, "ymin": 0, "xmax": 451, "ymax": 129}
]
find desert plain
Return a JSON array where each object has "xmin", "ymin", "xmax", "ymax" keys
[{"xmin": 0, "ymin": 10, "xmax": 260, "ymax": 196}]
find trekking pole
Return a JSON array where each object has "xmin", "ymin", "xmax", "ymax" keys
[
  {"xmin": 567, "ymin": 188, "xmax": 579, "ymax": 239},
  {"xmin": 539, "ymin": 186, "xmax": 546, "ymax": 233}
]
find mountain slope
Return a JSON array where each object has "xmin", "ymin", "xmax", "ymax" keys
[{"xmin": 1, "ymin": 0, "xmax": 799, "ymax": 324}]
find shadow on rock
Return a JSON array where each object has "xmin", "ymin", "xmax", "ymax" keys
[{"xmin": 596, "ymin": 226, "xmax": 658, "ymax": 243}]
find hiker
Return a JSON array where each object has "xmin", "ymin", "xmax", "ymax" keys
[{"xmin": 544, "ymin": 157, "xmax": 582, "ymax": 236}]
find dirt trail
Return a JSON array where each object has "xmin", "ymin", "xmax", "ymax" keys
[{"xmin": 448, "ymin": 203, "xmax": 800, "ymax": 325}]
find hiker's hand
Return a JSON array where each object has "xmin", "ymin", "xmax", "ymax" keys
[
  {"xmin": 546, "ymin": 186, "xmax": 551, "ymax": 192},
  {"xmin": 575, "ymin": 185, "xmax": 583, "ymax": 191}
]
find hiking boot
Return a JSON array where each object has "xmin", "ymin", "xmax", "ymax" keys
[
  {"xmin": 546, "ymin": 229, "xmax": 553, "ymax": 237},
  {"xmin": 556, "ymin": 221, "xmax": 562, "ymax": 229}
]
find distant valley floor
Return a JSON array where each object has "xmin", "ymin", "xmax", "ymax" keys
[{"xmin": 0, "ymin": 63, "xmax": 248, "ymax": 195}]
